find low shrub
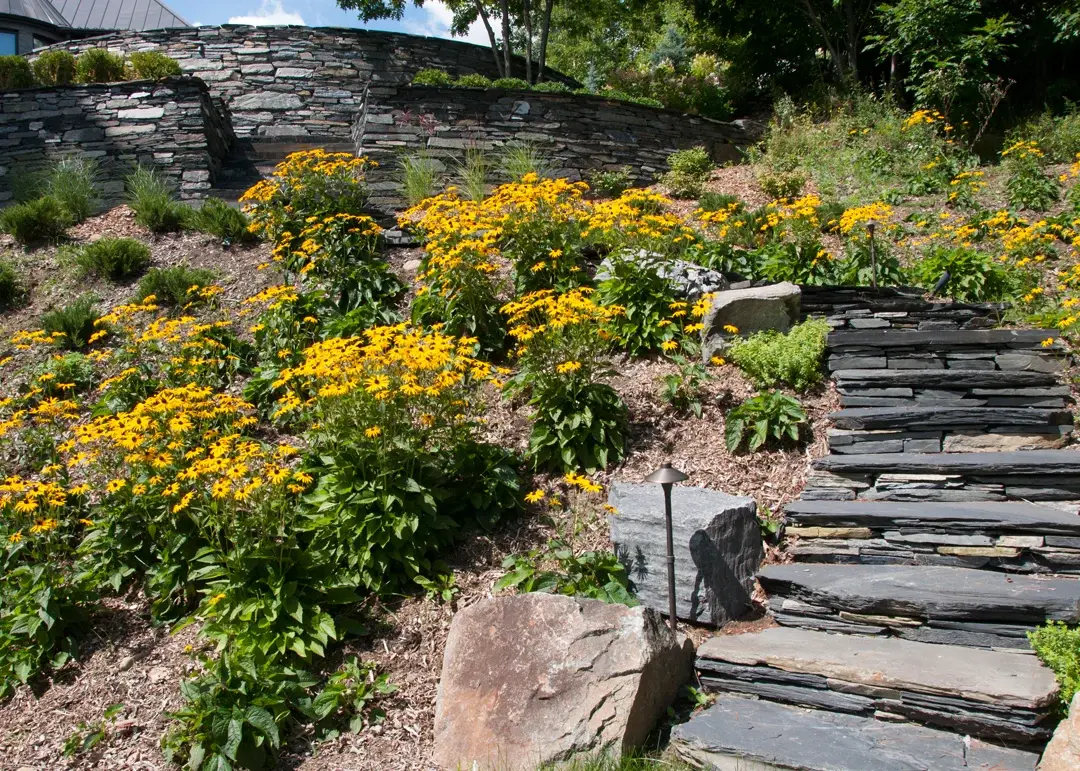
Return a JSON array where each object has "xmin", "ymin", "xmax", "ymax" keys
[
  {"xmin": 455, "ymin": 73, "xmax": 492, "ymax": 88},
  {"xmin": 725, "ymin": 391, "xmax": 807, "ymax": 453},
  {"xmin": 911, "ymin": 245, "xmax": 1023, "ymax": 302},
  {"xmin": 411, "ymin": 68, "xmax": 452, "ymax": 86},
  {"xmin": 492, "ymin": 77, "xmax": 529, "ymax": 89},
  {"xmin": 398, "ymin": 153, "xmax": 442, "ymax": 207},
  {"xmin": 1009, "ymin": 111, "xmax": 1080, "ymax": 164},
  {"xmin": 1030, "ymin": 621, "xmax": 1080, "ymax": 709},
  {"xmin": 1003, "ymin": 140, "xmax": 1059, "ymax": 212},
  {"xmin": 75, "ymin": 49, "xmax": 126, "ymax": 83},
  {"xmin": 531, "ymin": 80, "xmax": 571, "ymax": 93},
  {"xmin": 661, "ymin": 147, "xmax": 714, "ymax": 199},
  {"xmin": 42, "ymin": 156, "xmax": 100, "ymax": 223},
  {"xmin": 0, "ymin": 258, "xmax": 25, "ymax": 310},
  {"xmin": 188, "ymin": 198, "xmax": 257, "ymax": 243},
  {"xmin": 76, "ymin": 237, "xmax": 152, "ymax": 280},
  {"xmin": 31, "ymin": 50, "xmax": 76, "ymax": 85},
  {"xmin": 496, "ymin": 540, "xmax": 635, "ymax": 605},
  {"xmin": 41, "ymin": 294, "xmax": 102, "ymax": 350},
  {"xmin": 0, "ymin": 196, "xmax": 72, "ymax": 245},
  {"xmin": 0, "ymin": 56, "xmax": 35, "ymax": 90},
  {"xmin": 137, "ymin": 264, "xmax": 217, "ymax": 307},
  {"xmin": 596, "ymin": 255, "xmax": 679, "ymax": 356},
  {"xmin": 727, "ymin": 318, "xmax": 830, "ymax": 393},
  {"xmin": 589, "ymin": 167, "xmax": 634, "ymax": 198},
  {"xmin": 36, "ymin": 352, "xmax": 96, "ymax": 397},
  {"xmin": 127, "ymin": 51, "xmax": 181, "ymax": 80},
  {"xmin": 758, "ymin": 169, "xmax": 808, "ymax": 200},
  {"xmin": 125, "ymin": 165, "xmax": 191, "ymax": 232}
]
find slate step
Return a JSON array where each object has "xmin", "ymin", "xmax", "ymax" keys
[
  {"xmin": 670, "ymin": 695, "xmax": 1040, "ymax": 771},
  {"xmin": 759, "ymin": 563, "xmax": 1080, "ymax": 649},
  {"xmin": 809, "ymin": 451, "xmax": 1080, "ymax": 502},
  {"xmin": 829, "ymin": 328, "xmax": 1063, "ymax": 351},
  {"xmin": 784, "ymin": 499, "xmax": 1080, "ymax": 573},
  {"xmin": 830, "ymin": 407, "xmax": 1072, "ymax": 431},
  {"xmin": 695, "ymin": 627, "xmax": 1058, "ymax": 744},
  {"xmin": 833, "ymin": 369, "xmax": 1060, "ymax": 389}
]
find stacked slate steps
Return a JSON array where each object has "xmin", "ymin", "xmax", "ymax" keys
[
  {"xmin": 808, "ymin": 450, "xmax": 1080, "ymax": 502},
  {"xmin": 670, "ymin": 696, "xmax": 1041, "ymax": 770},
  {"xmin": 784, "ymin": 499, "xmax": 1080, "ymax": 573},
  {"xmin": 828, "ymin": 328, "xmax": 1073, "ymax": 454},
  {"xmin": 800, "ymin": 285, "xmax": 1005, "ymax": 332},
  {"xmin": 759, "ymin": 563, "xmax": 1080, "ymax": 650},
  {"xmin": 694, "ymin": 627, "xmax": 1059, "ymax": 745}
]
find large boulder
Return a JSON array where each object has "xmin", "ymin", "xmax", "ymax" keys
[
  {"xmin": 1040, "ymin": 692, "xmax": 1080, "ymax": 771},
  {"xmin": 432, "ymin": 594, "xmax": 693, "ymax": 770},
  {"xmin": 608, "ymin": 483, "xmax": 762, "ymax": 627},
  {"xmin": 596, "ymin": 249, "xmax": 729, "ymax": 300},
  {"xmin": 701, "ymin": 281, "xmax": 801, "ymax": 361}
]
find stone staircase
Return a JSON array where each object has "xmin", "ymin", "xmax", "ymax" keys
[{"xmin": 672, "ymin": 295, "xmax": 1080, "ymax": 770}]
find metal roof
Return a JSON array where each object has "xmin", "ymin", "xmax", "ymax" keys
[
  {"xmin": 50, "ymin": 0, "xmax": 188, "ymax": 30},
  {"xmin": 0, "ymin": 0, "xmax": 70, "ymax": 27}
]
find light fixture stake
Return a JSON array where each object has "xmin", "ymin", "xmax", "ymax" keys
[{"xmin": 645, "ymin": 461, "xmax": 689, "ymax": 631}]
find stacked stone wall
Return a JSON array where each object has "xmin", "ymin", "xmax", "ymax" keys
[{"xmin": 0, "ymin": 77, "xmax": 231, "ymax": 201}]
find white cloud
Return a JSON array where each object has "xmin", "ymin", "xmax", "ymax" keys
[
  {"xmin": 404, "ymin": 1, "xmax": 489, "ymax": 46},
  {"xmin": 228, "ymin": 0, "xmax": 306, "ymax": 26}
]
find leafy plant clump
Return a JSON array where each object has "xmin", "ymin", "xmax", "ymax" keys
[
  {"xmin": 125, "ymin": 165, "xmax": 192, "ymax": 233},
  {"xmin": 758, "ymin": 169, "xmax": 808, "ymax": 200},
  {"xmin": 589, "ymin": 167, "xmax": 635, "ymax": 198},
  {"xmin": 0, "ymin": 196, "xmax": 73, "ymax": 245},
  {"xmin": 128, "ymin": 51, "xmax": 181, "ymax": 80},
  {"xmin": 531, "ymin": 80, "xmax": 571, "ymax": 93},
  {"xmin": 725, "ymin": 391, "xmax": 807, "ymax": 453},
  {"xmin": 40, "ymin": 156, "xmax": 100, "ymax": 224},
  {"xmin": 398, "ymin": 153, "xmax": 442, "ymax": 207},
  {"xmin": 40, "ymin": 294, "xmax": 102, "ymax": 350},
  {"xmin": 31, "ymin": 50, "xmax": 76, "ymax": 86},
  {"xmin": 492, "ymin": 77, "xmax": 530, "ymax": 89},
  {"xmin": 727, "ymin": 318, "xmax": 830, "ymax": 392},
  {"xmin": 499, "ymin": 141, "xmax": 551, "ymax": 181},
  {"xmin": 137, "ymin": 265, "xmax": 217, "ymax": 307},
  {"xmin": 189, "ymin": 198, "xmax": 258, "ymax": 244},
  {"xmin": 1029, "ymin": 621, "xmax": 1080, "ymax": 709},
  {"xmin": 1003, "ymin": 140, "xmax": 1059, "ymax": 212},
  {"xmin": 912, "ymin": 245, "xmax": 1025, "ymax": 302},
  {"xmin": 455, "ymin": 73, "xmax": 492, "ymax": 88},
  {"xmin": 76, "ymin": 237, "xmax": 152, "ymax": 280},
  {"xmin": 75, "ymin": 49, "xmax": 126, "ymax": 84},
  {"xmin": 496, "ymin": 540, "xmax": 636, "ymax": 605},
  {"xmin": 596, "ymin": 255, "xmax": 679, "ymax": 356},
  {"xmin": 0, "ymin": 56, "xmax": 35, "ymax": 89},
  {"xmin": 411, "ymin": 68, "xmax": 452, "ymax": 86},
  {"xmin": 661, "ymin": 146, "xmax": 714, "ymax": 199},
  {"xmin": 0, "ymin": 258, "xmax": 25, "ymax": 310}
]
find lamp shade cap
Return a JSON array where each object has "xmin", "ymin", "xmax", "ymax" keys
[{"xmin": 645, "ymin": 462, "xmax": 689, "ymax": 484}]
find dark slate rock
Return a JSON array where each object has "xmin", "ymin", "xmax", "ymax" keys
[
  {"xmin": 829, "ymin": 407, "xmax": 1069, "ymax": 430},
  {"xmin": 815, "ymin": 450, "xmax": 1080, "ymax": 476},
  {"xmin": 608, "ymin": 483, "xmax": 762, "ymax": 627},
  {"xmin": 699, "ymin": 676, "xmax": 873, "ymax": 713},
  {"xmin": 828, "ymin": 356, "xmax": 888, "ymax": 370},
  {"xmin": 784, "ymin": 499, "xmax": 1080, "ymax": 535},
  {"xmin": 833, "ymin": 369, "xmax": 1058, "ymax": 388},
  {"xmin": 670, "ymin": 696, "xmax": 1040, "ymax": 771},
  {"xmin": 759, "ymin": 563, "xmax": 1080, "ymax": 626},
  {"xmin": 830, "ymin": 328, "xmax": 1059, "ymax": 350}
]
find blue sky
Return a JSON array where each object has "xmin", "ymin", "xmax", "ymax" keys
[{"xmin": 176, "ymin": 0, "xmax": 488, "ymax": 44}]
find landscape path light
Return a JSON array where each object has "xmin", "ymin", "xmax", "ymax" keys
[
  {"xmin": 867, "ymin": 221, "xmax": 878, "ymax": 290},
  {"xmin": 644, "ymin": 461, "xmax": 689, "ymax": 632}
]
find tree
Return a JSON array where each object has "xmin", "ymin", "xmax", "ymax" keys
[{"xmin": 338, "ymin": 0, "xmax": 562, "ymax": 82}]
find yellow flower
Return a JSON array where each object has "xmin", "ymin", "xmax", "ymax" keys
[
  {"xmin": 365, "ymin": 425, "xmax": 382, "ymax": 438},
  {"xmin": 207, "ymin": 593, "xmax": 226, "ymax": 607},
  {"xmin": 1042, "ymin": 337, "xmax": 1055, "ymax": 347},
  {"xmin": 173, "ymin": 492, "xmax": 194, "ymax": 513},
  {"xmin": 556, "ymin": 360, "xmax": 583, "ymax": 374},
  {"xmin": 106, "ymin": 479, "xmax": 127, "ymax": 494},
  {"xmin": 602, "ymin": 504, "xmax": 618, "ymax": 514},
  {"xmin": 661, "ymin": 340, "xmax": 678, "ymax": 352},
  {"xmin": 9, "ymin": 531, "xmax": 22, "ymax": 543},
  {"xmin": 30, "ymin": 518, "xmax": 58, "ymax": 534},
  {"xmin": 79, "ymin": 518, "xmax": 94, "ymax": 526},
  {"xmin": 524, "ymin": 489, "xmax": 546, "ymax": 503},
  {"xmin": 722, "ymin": 324, "xmax": 739, "ymax": 334},
  {"xmin": 710, "ymin": 355, "xmax": 726, "ymax": 366}
]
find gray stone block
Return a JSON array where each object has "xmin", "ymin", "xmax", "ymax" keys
[{"xmin": 609, "ymin": 482, "xmax": 761, "ymax": 627}]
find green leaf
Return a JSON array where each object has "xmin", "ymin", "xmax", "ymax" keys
[
  {"xmin": 224, "ymin": 718, "xmax": 243, "ymax": 761},
  {"xmin": 245, "ymin": 706, "xmax": 280, "ymax": 748}
]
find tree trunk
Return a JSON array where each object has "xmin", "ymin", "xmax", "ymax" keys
[
  {"xmin": 523, "ymin": 0, "xmax": 533, "ymax": 83},
  {"xmin": 537, "ymin": 0, "xmax": 554, "ymax": 82},
  {"xmin": 796, "ymin": 0, "xmax": 847, "ymax": 83},
  {"xmin": 474, "ymin": 0, "xmax": 504, "ymax": 78},
  {"xmin": 499, "ymin": 0, "xmax": 512, "ymax": 79}
]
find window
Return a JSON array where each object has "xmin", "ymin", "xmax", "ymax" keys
[
  {"xmin": 33, "ymin": 36, "xmax": 56, "ymax": 50},
  {"xmin": 0, "ymin": 31, "xmax": 16, "ymax": 56}
]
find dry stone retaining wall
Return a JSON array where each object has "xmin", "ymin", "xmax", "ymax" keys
[
  {"xmin": 0, "ymin": 77, "xmax": 232, "ymax": 201},
  {"xmin": 33, "ymin": 25, "xmax": 577, "ymax": 143}
]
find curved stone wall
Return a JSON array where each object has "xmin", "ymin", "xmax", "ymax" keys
[{"xmin": 33, "ymin": 25, "xmax": 578, "ymax": 144}]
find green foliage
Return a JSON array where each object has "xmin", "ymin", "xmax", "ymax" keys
[
  {"xmin": 31, "ymin": 50, "xmax": 76, "ymax": 86},
  {"xmin": 755, "ymin": 239, "xmax": 838, "ymax": 286},
  {"xmin": 495, "ymin": 540, "xmax": 637, "ymax": 606},
  {"xmin": 127, "ymin": 51, "xmax": 181, "ymax": 80},
  {"xmin": 37, "ymin": 352, "xmax": 96, "ymax": 397},
  {"xmin": 661, "ymin": 147, "xmax": 714, "ymax": 199},
  {"xmin": 307, "ymin": 657, "xmax": 396, "ymax": 736},
  {"xmin": 660, "ymin": 349, "xmax": 712, "ymax": 418},
  {"xmin": 727, "ymin": 318, "xmax": 830, "ymax": 393},
  {"xmin": 0, "ymin": 56, "xmax": 35, "ymax": 90},
  {"xmin": 493, "ymin": 77, "xmax": 529, "ymax": 89},
  {"xmin": 526, "ymin": 379, "xmax": 625, "ymax": 473},
  {"xmin": 189, "ymin": 198, "xmax": 258, "ymax": 244},
  {"xmin": 1003, "ymin": 142, "xmax": 1059, "ymax": 212},
  {"xmin": 0, "ymin": 258, "xmax": 25, "ymax": 310},
  {"xmin": 531, "ymin": 80, "xmax": 571, "ymax": 93},
  {"xmin": 137, "ymin": 264, "xmax": 217, "ymax": 307},
  {"xmin": 41, "ymin": 295, "xmax": 102, "ymax": 350},
  {"xmin": 74, "ymin": 49, "xmax": 126, "ymax": 84},
  {"xmin": 125, "ymin": 165, "xmax": 192, "ymax": 233},
  {"xmin": 758, "ymin": 169, "xmax": 808, "ymax": 200},
  {"xmin": 1010, "ymin": 111, "xmax": 1080, "ymax": 163},
  {"xmin": 455, "ymin": 73, "xmax": 492, "ymax": 88},
  {"xmin": 411, "ymin": 67, "xmax": 452, "ymax": 86},
  {"xmin": 596, "ymin": 256, "xmax": 678, "ymax": 356},
  {"xmin": 41, "ymin": 156, "xmax": 100, "ymax": 224},
  {"xmin": 912, "ymin": 245, "xmax": 1024, "ymax": 302},
  {"xmin": 454, "ymin": 148, "xmax": 489, "ymax": 202},
  {"xmin": 1029, "ymin": 622, "xmax": 1080, "ymax": 709},
  {"xmin": 589, "ymin": 167, "xmax": 634, "ymax": 198},
  {"xmin": 837, "ymin": 237, "xmax": 907, "ymax": 287},
  {"xmin": 699, "ymin": 192, "xmax": 742, "ymax": 212},
  {"xmin": 0, "ymin": 196, "xmax": 73, "ymax": 245},
  {"xmin": 725, "ymin": 391, "xmax": 807, "ymax": 453},
  {"xmin": 499, "ymin": 141, "xmax": 551, "ymax": 181},
  {"xmin": 76, "ymin": 237, "xmax": 151, "ymax": 281},
  {"xmin": 63, "ymin": 703, "xmax": 125, "ymax": 758},
  {"xmin": 398, "ymin": 153, "xmax": 442, "ymax": 207}
]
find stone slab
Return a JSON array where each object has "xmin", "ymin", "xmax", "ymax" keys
[
  {"xmin": 784, "ymin": 499, "xmax": 1080, "ymax": 535},
  {"xmin": 670, "ymin": 696, "xmax": 1039, "ymax": 771},
  {"xmin": 829, "ymin": 407, "xmax": 1069, "ymax": 430},
  {"xmin": 829, "ymin": 328, "xmax": 1059, "ymax": 349},
  {"xmin": 815, "ymin": 450, "xmax": 1080, "ymax": 476},
  {"xmin": 833, "ymin": 369, "xmax": 1059, "ymax": 388}
]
